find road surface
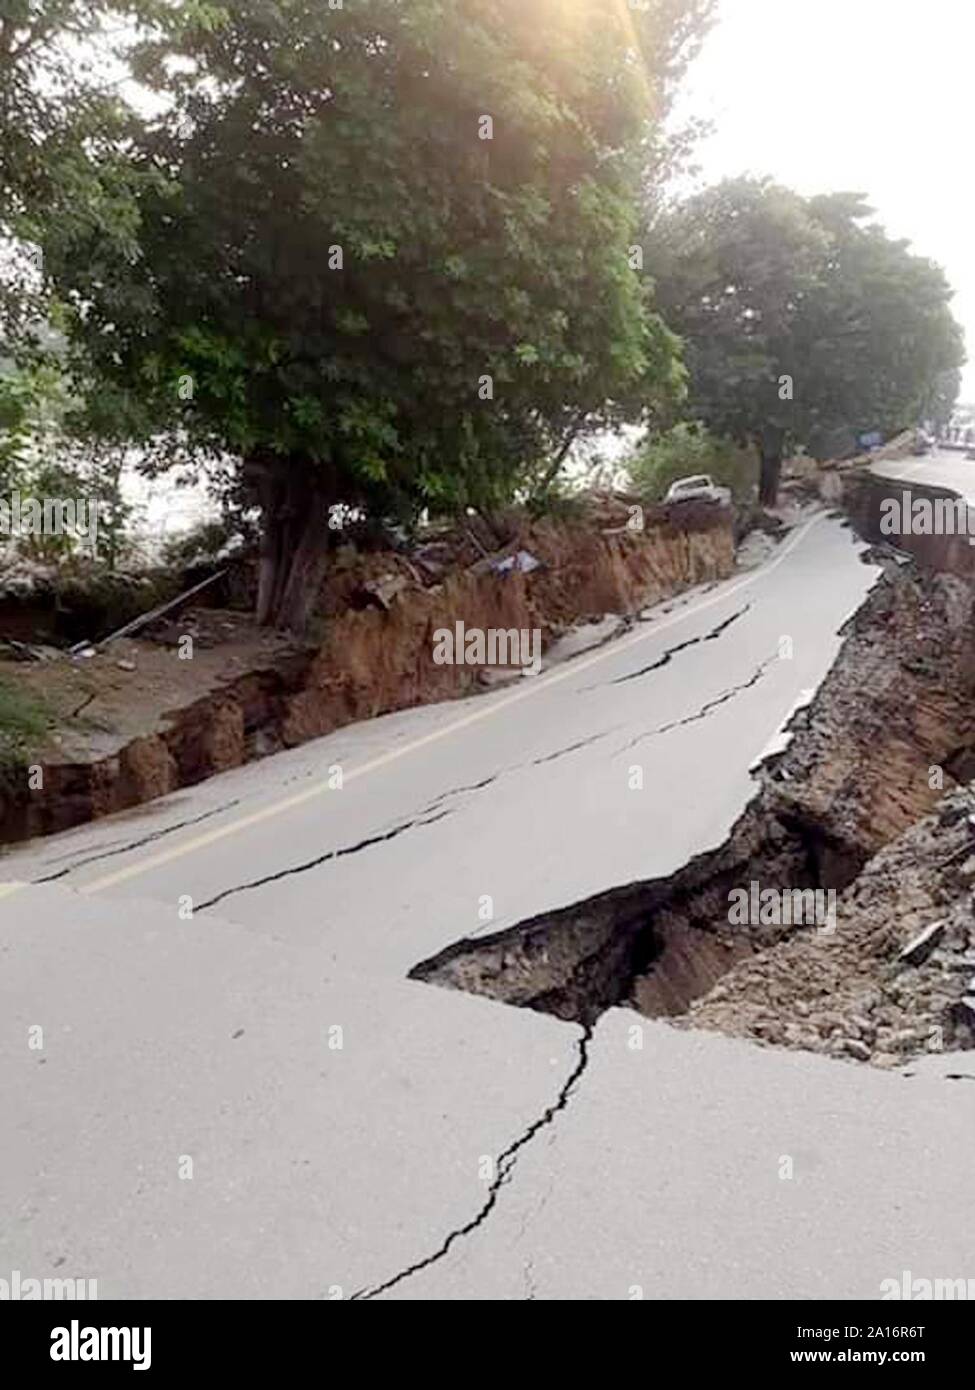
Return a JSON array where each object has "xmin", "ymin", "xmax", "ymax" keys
[
  {"xmin": 870, "ymin": 446, "xmax": 975, "ymax": 505},
  {"xmin": 3, "ymin": 510, "xmax": 971, "ymax": 1300}
]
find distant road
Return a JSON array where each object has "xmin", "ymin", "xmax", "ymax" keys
[{"xmin": 870, "ymin": 446, "xmax": 975, "ymax": 504}]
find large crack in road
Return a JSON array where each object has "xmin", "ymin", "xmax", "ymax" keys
[
  {"xmin": 601, "ymin": 604, "xmax": 751, "ymax": 688},
  {"xmin": 409, "ymin": 793, "xmax": 830, "ymax": 1024},
  {"xmin": 192, "ymin": 737, "xmax": 619, "ymax": 912},
  {"xmin": 196, "ymin": 808, "xmax": 455, "ymax": 911},
  {"xmin": 410, "ymin": 557, "xmax": 975, "ymax": 1066},
  {"xmin": 616, "ymin": 654, "xmax": 777, "ymax": 754},
  {"xmin": 33, "ymin": 797, "xmax": 244, "ymax": 883},
  {"xmin": 350, "ymin": 1023, "xmax": 594, "ymax": 1301}
]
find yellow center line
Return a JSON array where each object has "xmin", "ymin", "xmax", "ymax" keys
[{"xmin": 20, "ymin": 512, "xmax": 823, "ymax": 898}]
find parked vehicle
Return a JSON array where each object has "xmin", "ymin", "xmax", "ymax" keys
[
  {"xmin": 663, "ymin": 474, "xmax": 732, "ymax": 506},
  {"xmin": 911, "ymin": 429, "xmax": 933, "ymax": 457}
]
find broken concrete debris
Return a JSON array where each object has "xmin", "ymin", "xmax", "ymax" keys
[
  {"xmin": 489, "ymin": 548, "xmax": 542, "ymax": 577},
  {"xmin": 899, "ymin": 920, "xmax": 946, "ymax": 966}
]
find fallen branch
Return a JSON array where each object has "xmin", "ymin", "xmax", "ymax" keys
[{"xmin": 69, "ymin": 569, "xmax": 229, "ymax": 654}]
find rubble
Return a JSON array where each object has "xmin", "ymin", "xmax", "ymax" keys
[
  {"xmin": 899, "ymin": 919, "xmax": 946, "ymax": 965},
  {"xmin": 682, "ymin": 785, "xmax": 975, "ymax": 1065}
]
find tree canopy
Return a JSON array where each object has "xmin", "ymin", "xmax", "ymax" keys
[
  {"xmin": 649, "ymin": 178, "xmax": 965, "ymax": 501},
  {"xmin": 3, "ymin": 5, "xmax": 967, "ymax": 628},
  {"xmin": 41, "ymin": 0, "xmax": 714, "ymax": 626},
  {"xmin": 0, "ymin": 1, "xmax": 154, "ymax": 347}
]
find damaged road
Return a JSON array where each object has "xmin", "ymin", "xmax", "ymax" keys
[
  {"xmin": 412, "ymin": 554, "xmax": 975, "ymax": 1064},
  {"xmin": 602, "ymin": 603, "xmax": 750, "ymax": 687},
  {"xmin": 8, "ymin": 509, "xmax": 945, "ymax": 1301},
  {"xmin": 350, "ymin": 1024, "xmax": 593, "ymax": 1301},
  {"xmin": 1, "ymin": 511, "xmax": 878, "ymax": 984}
]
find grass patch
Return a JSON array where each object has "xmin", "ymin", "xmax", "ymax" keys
[{"xmin": 0, "ymin": 676, "xmax": 50, "ymax": 767}]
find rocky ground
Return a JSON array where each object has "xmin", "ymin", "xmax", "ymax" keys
[
  {"xmin": 673, "ymin": 553, "xmax": 975, "ymax": 1066},
  {"xmin": 765, "ymin": 548, "xmax": 975, "ymax": 863},
  {"xmin": 680, "ymin": 787, "xmax": 975, "ymax": 1066}
]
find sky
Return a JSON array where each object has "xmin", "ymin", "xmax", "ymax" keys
[{"xmin": 674, "ymin": 0, "xmax": 975, "ymax": 398}]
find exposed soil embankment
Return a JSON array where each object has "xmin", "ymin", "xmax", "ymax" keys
[
  {"xmin": 413, "ymin": 559, "xmax": 975, "ymax": 1064},
  {"xmin": 764, "ymin": 558, "xmax": 975, "ymax": 858},
  {"xmin": 410, "ymin": 803, "xmax": 824, "ymax": 1025},
  {"xmin": 0, "ymin": 506, "xmax": 734, "ymax": 845},
  {"xmin": 843, "ymin": 469, "xmax": 975, "ymax": 577},
  {"xmin": 284, "ymin": 510, "xmax": 733, "ymax": 743}
]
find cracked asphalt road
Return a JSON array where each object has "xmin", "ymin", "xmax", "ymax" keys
[
  {"xmin": 4, "ymin": 510, "xmax": 965, "ymax": 1300},
  {"xmin": 870, "ymin": 446, "xmax": 975, "ymax": 506}
]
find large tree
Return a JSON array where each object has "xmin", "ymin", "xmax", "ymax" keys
[
  {"xmin": 650, "ymin": 179, "xmax": 965, "ymax": 503},
  {"xmin": 43, "ymin": 0, "xmax": 713, "ymax": 628},
  {"xmin": 0, "ymin": 1, "xmax": 155, "ymax": 349}
]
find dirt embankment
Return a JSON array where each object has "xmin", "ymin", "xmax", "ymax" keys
[
  {"xmin": 672, "ymin": 560, "xmax": 975, "ymax": 1064},
  {"xmin": 283, "ymin": 511, "xmax": 733, "ymax": 744},
  {"xmin": 413, "ymin": 559, "xmax": 975, "ymax": 1065},
  {"xmin": 842, "ymin": 469, "xmax": 975, "ymax": 577},
  {"xmin": 763, "ymin": 557, "xmax": 975, "ymax": 858},
  {"xmin": 0, "ymin": 506, "xmax": 735, "ymax": 845}
]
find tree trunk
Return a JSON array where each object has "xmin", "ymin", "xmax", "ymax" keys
[
  {"xmin": 248, "ymin": 457, "xmax": 331, "ymax": 632},
  {"xmin": 758, "ymin": 426, "xmax": 786, "ymax": 507},
  {"xmin": 534, "ymin": 416, "xmax": 584, "ymax": 498},
  {"xmin": 274, "ymin": 498, "xmax": 332, "ymax": 633},
  {"xmin": 254, "ymin": 465, "xmax": 287, "ymax": 626},
  {"xmin": 758, "ymin": 449, "xmax": 782, "ymax": 506}
]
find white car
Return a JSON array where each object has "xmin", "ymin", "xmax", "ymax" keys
[{"xmin": 663, "ymin": 474, "xmax": 732, "ymax": 507}]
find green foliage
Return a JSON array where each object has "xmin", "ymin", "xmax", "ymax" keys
[
  {"xmin": 0, "ymin": 3, "xmax": 157, "ymax": 349},
  {"xmin": 0, "ymin": 365, "xmax": 38, "ymax": 486},
  {"xmin": 649, "ymin": 178, "xmax": 965, "ymax": 464},
  {"xmin": 0, "ymin": 4, "xmax": 155, "ymax": 569},
  {"xmin": 627, "ymin": 423, "xmax": 756, "ymax": 501},
  {"xmin": 0, "ymin": 361, "xmax": 85, "ymax": 535},
  {"xmin": 161, "ymin": 515, "xmax": 238, "ymax": 569},
  {"xmin": 0, "ymin": 676, "xmax": 49, "ymax": 766},
  {"xmin": 0, "ymin": 359, "xmax": 134, "ymax": 565},
  {"xmin": 919, "ymin": 368, "xmax": 961, "ymax": 436},
  {"xmin": 47, "ymin": 0, "xmax": 713, "ymax": 527}
]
